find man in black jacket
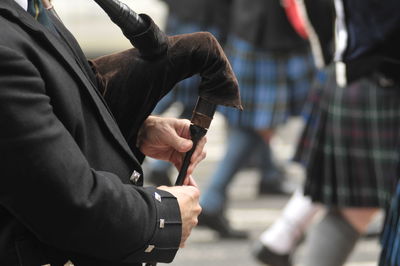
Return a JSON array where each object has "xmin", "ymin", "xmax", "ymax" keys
[{"xmin": 0, "ymin": 0, "xmax": 212, "ymax": 265}]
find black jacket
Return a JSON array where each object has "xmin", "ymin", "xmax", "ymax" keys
[
  {"xmin": 0, "ymin": 1, "xmax": 182, "ymax": 265},
  {"xmin": 341, "ymin": 0, "xmax": 400, "ymax": 62},
  {"xmin": 230, "ymin": 0, "xmax": 308, "ymax": 51},
  {"xmin": 163, "ymin": 0, "xmax": 232, "ymax": 35},
  {"xmin": 302, "ymin": 0, "xmax": 335, "ymax": 67},
  {"xmin": 338, "ymin": 0, "xmax": 400, "ymax": 83},
  {"xmin": 163, "ymin": 0, "xmax": 208, "ymax": 25},
  {"xmin": 0, "ymin": 0, "xmax": 242, "ymax": 264}
]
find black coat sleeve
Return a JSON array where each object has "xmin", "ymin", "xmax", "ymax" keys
[{"xmin": 0, "ymin": 45, "xmax": 180, "ymax": 263}]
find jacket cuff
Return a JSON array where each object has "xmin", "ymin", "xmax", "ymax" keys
[{"xmin": 123, "ymin": 188, "xmax": 182, "ymax": 263}]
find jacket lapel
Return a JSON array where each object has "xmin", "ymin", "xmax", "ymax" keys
[{"xmin": 0, "ymin": 0, "xmax": 138, "ymax": 163}]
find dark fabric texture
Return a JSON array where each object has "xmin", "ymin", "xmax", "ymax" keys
[
  {"xmin": 302, "ymin": 0, "xmax": 335, "ymax": 67},
  {"xmin": 157, "ymin": 17, "xmax": 206, "ymax": 112},
  {"xmin": 151, "ymin": 0, "xmax": 233, "ymax": 118},
  {"xmin": 230, "ymin": 0, "xmax": 308, "ymax": 51},
  {"xmin": 218, "ymin": 36, "xmax": 314, "ymax": 129},
  {"xmin": 295, "ymin": 67, "xmax": 400, "ymax": 208},
  {"xmin": 126, "ymin": 14, "xmax": 169, "ymax": 60},
  {"xmin": 0, "ymin": 0, "xmax": 188, "ymax": 265},
  {"xmin": 162, "ymin": 0, "xmax": 232, "ymax": 40},
  {"xmin": 341, "ymin": 0, "xmax": 400, "ymax": 62},
  {"xmin": 91, "ymin": 32, "xmax": 242, "ymax": 141}
]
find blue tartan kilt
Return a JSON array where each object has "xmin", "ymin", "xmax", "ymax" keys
[
  {"xmin": 154, "ymin": 16, "xmax": 221, "ymax": 115},
  {"xmin": 218, "ymin": 35, "xmax": 315, "ymax": 130},
  {"xmin": 295, "ymin": 67, "xmax": 400, "ymax": 208}
]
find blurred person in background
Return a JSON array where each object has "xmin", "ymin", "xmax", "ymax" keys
[
  {"xmin": 252, "ymin": 1, "xmax": 334, "ymax": 265},
  {"xmin": 299, "ymin": 1, "xmax": 400, "ymax": 265},
  {"xmin": 198, "ymin": 0, "xmax": 315, "ymax": 239},
  {"xmin": 252, "ymin": 1, "xmax": 400, "ymax": 266}
]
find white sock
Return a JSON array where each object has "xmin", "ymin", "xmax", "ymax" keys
[{"xmin": 260, "ymin": 188, "xmax": 320, "ymax": 254}]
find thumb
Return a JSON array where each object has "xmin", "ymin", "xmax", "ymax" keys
[{"xmin": 168, "ymin": 131, "xmax": 193, "ymax": 152}]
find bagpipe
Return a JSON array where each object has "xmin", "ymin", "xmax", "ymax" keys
[
  {"xmin": 92, "ymin": 0, "xmax": 242, "ymax": 264},
  {"xmin": 93, "ymin": 0, "xmax": 242, "ymax": 185}
]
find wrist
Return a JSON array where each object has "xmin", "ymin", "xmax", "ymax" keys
[
  {"xmin": 137, "ymin": 116, "xmax": 159, "ymax": 149},
  {"xmin": 136, "ymin": 117, "xmax": 149, "ymax": 149}
]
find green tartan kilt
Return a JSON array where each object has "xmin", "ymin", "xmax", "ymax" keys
[{"xmin": 295, "ymin": 67, "xmax": 400, "ymax": 208}]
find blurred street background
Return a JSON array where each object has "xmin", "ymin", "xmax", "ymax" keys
[
  {"xmin": 147, "ymin": 111, "xmax": 381, "ymax": 266},
  {"xmin": 54, "ymin": 0, "xmax": 169, "ymax": 57},
  {"xmin": 54, "ymin": 1, "xmax": 381, "ymax": 265}
]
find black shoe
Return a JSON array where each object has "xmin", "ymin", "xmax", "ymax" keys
[
  {"xmin": 258, "ymin": 180, "xmax": 292, "ymax": 196},
  {"xmin": 198, "ymin": 211, "xmax": 248, "ymax": 239},
  {"xmin": 258, "ymin": 168, "xmax": 293, "ymax": 196},
  {"xmin": 258, "ymin": 183, "xmax": 286, "ymax": 195},
  {"xmin": 252, "ymin": 241, "xmax": 292, "ymax": 266}
]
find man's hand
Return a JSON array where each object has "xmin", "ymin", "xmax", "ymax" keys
[
  {"xmin": 137, "ymin": 116, "xmax": 207, "ymax": 177},
  {"xmin": 158, "ymin": 176, "xmax": 202, "ymax": 247}
]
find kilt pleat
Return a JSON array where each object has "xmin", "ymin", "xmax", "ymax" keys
[{"xmin": 295, "ymin": 67, "xmax": 400, "ymax": 208}]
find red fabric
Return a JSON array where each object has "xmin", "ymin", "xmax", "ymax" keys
[{"xmin": 282, "ymin": 0, "xmax": 308, "ymax": 39}]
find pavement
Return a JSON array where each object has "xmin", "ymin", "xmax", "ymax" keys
[{"xmin": 146, "ymin": 110, "xmax": 382, "ymax": 266}]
